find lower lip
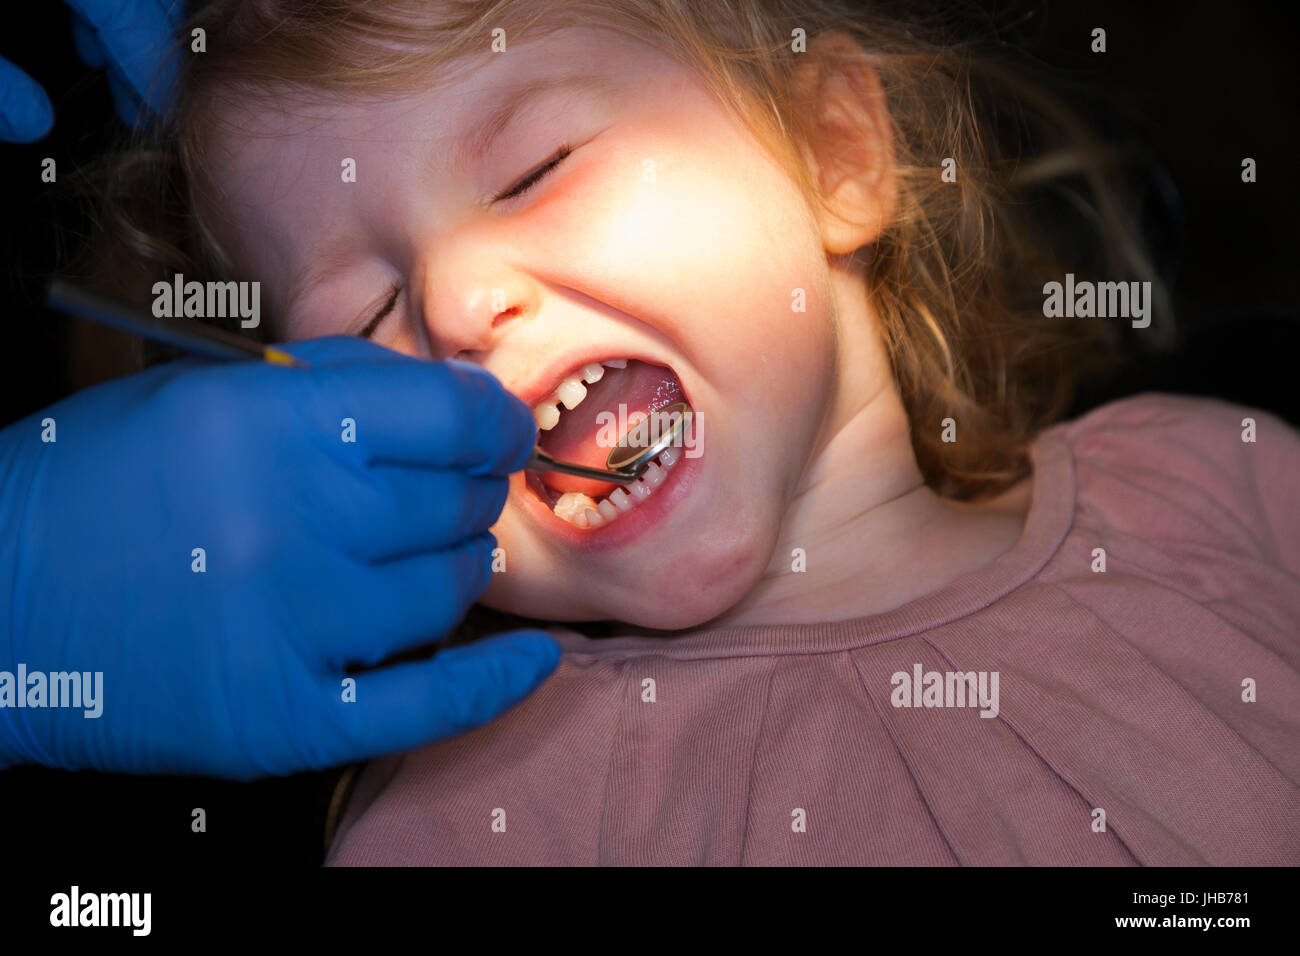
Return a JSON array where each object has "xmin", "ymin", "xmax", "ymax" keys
[{"xmin": 516, "ymin": 446, "xmax": 703, "ymax": 551}]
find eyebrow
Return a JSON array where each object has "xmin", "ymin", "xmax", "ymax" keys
[{"xmin": 451, "ymin": 73, "xmax": 613, "ymax": 176}]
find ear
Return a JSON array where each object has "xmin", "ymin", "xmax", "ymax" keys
[{"xmin": 793, "ymin": 32, "xmax": 897, "ymax": 255}]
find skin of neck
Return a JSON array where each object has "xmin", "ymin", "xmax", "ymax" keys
[{"xmin": 710, "ymin": 252, "xmax": 1029, "ymax": 628}]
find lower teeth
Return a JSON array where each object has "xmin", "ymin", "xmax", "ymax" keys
[{"xmin": 550, "ymin": 444, "xmax": 683, "ymax": 529}]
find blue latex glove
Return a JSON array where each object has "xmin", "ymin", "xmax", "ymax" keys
[
  {"xmin": 0, "ymin": 0, "xmax": 181, "ymax": 142},
  {"xmin": 0, "ymin": 336, "xmax": 560, "ymax": 779}
]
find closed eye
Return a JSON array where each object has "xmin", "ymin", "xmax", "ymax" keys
[
  {"xmin": 354, "ymin": 145, "xmax": 572, "ymax": 337},
  {"xmin": 493, "ymin": 144, "xmax": 573, "ymax": 203},
  {"xmin": 356, "ymin": 284, "xmax": 401, "ymax": 339}
]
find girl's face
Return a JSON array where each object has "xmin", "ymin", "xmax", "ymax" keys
[{"xmin": 211, "ymin": 26, "xmax": 844, "ymax": 628}]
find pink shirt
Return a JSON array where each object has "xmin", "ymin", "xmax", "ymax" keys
[{"xmin": 327, "ymin": 394, "xmax": 1300, "ymax": 865}]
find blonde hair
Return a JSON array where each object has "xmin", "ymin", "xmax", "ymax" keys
[{"xmin": 91, "ymin": 0, "xmax": 1168, "ymax": 499}]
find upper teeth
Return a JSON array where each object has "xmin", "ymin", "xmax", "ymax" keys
[{"xmin": 534, "ymin": 359, "xmax": 629, "ymax": 429}]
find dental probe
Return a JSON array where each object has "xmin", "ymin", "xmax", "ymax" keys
[{"xmin": 47, "ymin": 278, "xmax": 307, "ymax": 368}]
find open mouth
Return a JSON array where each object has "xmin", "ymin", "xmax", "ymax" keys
[{"xmin": 527, "ymin": 358, "xmax": 691, "ymax": 530}]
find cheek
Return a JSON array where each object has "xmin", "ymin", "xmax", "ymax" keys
[{"xmin": 544, "ymin": 129, "xmax": 833, "ymax": 376}]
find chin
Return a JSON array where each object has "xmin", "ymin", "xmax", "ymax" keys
[{"xmin": 485, "ymin": 496, "xmax": 777, "ymax": 632}]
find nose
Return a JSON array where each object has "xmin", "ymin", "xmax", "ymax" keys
[{"xmin": 413, "ymin": 243, "xmax": 536, "ymax": 361}]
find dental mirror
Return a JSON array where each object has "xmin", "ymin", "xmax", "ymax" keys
[
  {"xmin": 525, "ymin": 400, "xmax": 692, "ymax": 484},
  {"xmin": 606, "ymin": 401, "xmax": 692, "ymax": 473}
]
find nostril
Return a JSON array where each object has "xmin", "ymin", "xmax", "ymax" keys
[{"xmin": 492, "ymin": 305, "xmax": 523, "ymax": 328}]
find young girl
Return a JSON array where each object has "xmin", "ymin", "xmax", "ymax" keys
[{"xmin": 105, "ymin": 0, "xmax": 1299, "ymax": 864}]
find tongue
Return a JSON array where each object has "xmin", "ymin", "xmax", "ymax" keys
[{"xmin": 538, "ymin": 359, "xmax": 685, "ymax": 497}]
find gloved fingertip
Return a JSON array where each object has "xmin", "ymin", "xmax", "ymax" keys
[
  {"xmin": 0, "ymin": 61, "xmax": 54, "ymax": 143},
  {"xmin": 439, "ymin": 359, "xmax": 536, "ymax": 475},
  {"xmin": 442, "ymin": 629, "xmax": 562, "ymax": 688},
  {"xmin": 495, "ymin": 629, "xmax": 563, "ymax": 679},
  {"xmin": 0, "ymin": 105, "xmax": 53, "ymax": 144},
  {"xmin": 514, "ymin": 411, "xmax": 541, "ymax": 472},
  {"xmin": 442, "ymin": 356, "xmax": 497, "ymax": 385}
]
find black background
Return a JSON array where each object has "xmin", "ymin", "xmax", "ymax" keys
[{"xmin": 1, "ymin": 0, "xmax": 1296, "ymax": 869}]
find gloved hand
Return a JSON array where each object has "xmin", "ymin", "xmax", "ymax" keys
[
  {"xmin": 0, "ymin": 336, "xmax": 559, "ymax": 779},
  {"xmin": 0, "ymin": 0, "xmax": 181, "ymax": 142}
]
